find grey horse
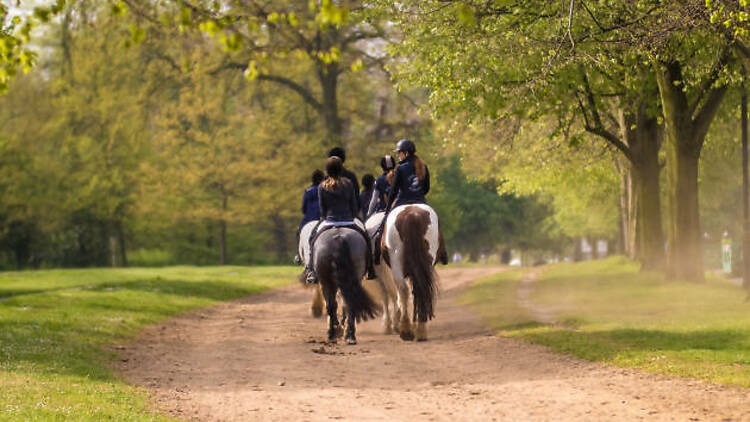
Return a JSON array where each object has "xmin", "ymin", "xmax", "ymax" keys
[{"xmin": 312, "ymin": 226, "xmax": 381, "ymax": 344}]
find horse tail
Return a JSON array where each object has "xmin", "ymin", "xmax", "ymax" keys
[
  {"xmin": 333, "ymin": 237, "xmax": 381, "ymax": 322},
  {"xmin": 396, "ymin": 207, "xmax": 437, "ymax": 321}
]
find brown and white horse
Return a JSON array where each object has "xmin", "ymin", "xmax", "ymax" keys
[
  {"xmin": 365, "ymin": 212, "xmax": 399, "ymax": 334},
  {"xmin": 382, "ymin": 204, "xmax": 441, "ymax": 341}
]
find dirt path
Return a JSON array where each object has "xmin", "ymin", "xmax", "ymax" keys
[{"xmin": 120, "ymin": 267, "xmax": 750, "ymax": 421}]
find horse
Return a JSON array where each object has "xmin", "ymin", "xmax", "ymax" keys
[
  {"xmin": 382, "ymin": 204, "xmax": 442, "ymax": 341},
  {"xmin": 298, "ymin": 220, "xmax": 325, "ymax": 318},
  {"xmin": 312, "ymin": 226, "xmax": 381, "ymax": 344},
  {"xmin": 365, "ymin": 212, "xmax": 400, "ymax": 334}
]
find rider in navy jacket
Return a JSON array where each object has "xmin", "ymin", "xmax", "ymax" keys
[
  {"xmin": 367, "ymin": 155, "xmax": 395, "ymax": 217},
  {"xmin": 299, "ymin": 169, "xmax": 324, "ymax": 232},
  {"xmin": 387, "ymin": 140, "xmax": 430, "ymax": 211},
  {"xmin": 328, "ymin": 147, "xmax": 360, "ymax": 216},
  {"xmin": 359, "ymin": 174, "xmax": 375, "ymax": 219}
]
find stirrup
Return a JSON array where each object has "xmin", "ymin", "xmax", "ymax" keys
[
  {"xmin": 367, "ymin": 267, "xmax": 377, "ymax": 280},
  {"xmin": 305, "ymin": 269, "xmax": 318, "ymax": 284},
  {"xmin": 293, "ymin": 254, "xmax": 302, "ymax": 266}
]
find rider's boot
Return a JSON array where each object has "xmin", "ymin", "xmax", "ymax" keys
[
  {"xmin": 305, "ymin": 265, "xmax": 318, "ymax": 284},
  {"xmin": 373, "ymin": 233, "xmax": 382, "ymax": 265},
  {"xmin": 367, "ymin": 263, "xmax": 377, "ymax": 280}
]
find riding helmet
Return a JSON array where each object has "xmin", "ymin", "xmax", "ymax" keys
[
  {"xmin": 394, "ymin": 139, "xmax": 415, "ymax": 154},
  {"xmin": 380, "ymin": 154, "xmax": 395, "ymax": 171},
  {"xmin": 327, "ymin": 146, "xmax": 346, "ymax": 163}
]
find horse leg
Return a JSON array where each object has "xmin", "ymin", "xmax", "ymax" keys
[
  {"xmin": 374, "ymin": 265, "xmax": 393, "ymax": 334},
  {"xmin": 311, "ymin": 284, "xmax": 324, "ymax": 318},
  {"xmin": 345, "ymin": 308, "xmax": 357, "ymax": 345},
  {"xmin": 338, "ymin": 291, "xmax": 346, "ymax": 338},
  {"xmin": 415, "ymin": 316, "xmax": 428, "ymax": 342},
  {"xmin": 322, "ymin": 284, "xmax": 339, "ymax": 343},
  {"xmin": 395, "ymin": 277, "xmax": 413, "ymax": 341}
]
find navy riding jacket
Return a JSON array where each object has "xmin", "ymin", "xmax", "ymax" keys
[
  {"xmin": 299, "ymin": 185, "xmax": 320, "ymax": 230},
  {"xmin": 387, "ymin": 156, "xmax": 430, "ymax": 210},
  {"xmin": 360, "ymin": 187, "xmax": 374, "ymax": 218},
  {"xmin": 371, "ymin": 172, "xmax": 390, "ymax": 214},
  {"xmin": 319, "ymin": 178, "xmax": 358, "ymax": 222},
  {"xmin": 342, "ymin": 168, "xmax": 360, "ymax": 214}
]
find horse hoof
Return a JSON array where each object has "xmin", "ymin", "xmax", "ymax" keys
[
  {"xmin": 336, "ymin": 327, "xmax": 345, "ymax": 338},
  {"xmin": 416, "ymin": 337, "xmax": 428, "ymax": 342},
  {"xmin": 346, "ymin": 337, "xmax": 357, "ymax": 345},
  {"xmin": 311, "ymin": 307, "xmax": 323, "ymax": 318},
  {"xmin": 399, "ymin": 331, "xmax": 415, "ymax": 341},
  {"xmin": 382, "ymin": 326, "xmax": 392, "ymax": 335}
]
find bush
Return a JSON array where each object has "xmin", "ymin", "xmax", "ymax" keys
[{"xmin": 128, "ymin": 249, "xmax": 176, "ymax": 267}]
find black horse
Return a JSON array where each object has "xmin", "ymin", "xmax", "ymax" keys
[{"xmin": 312, "ymin": 226, "xmax": 381, "ymax": 344}]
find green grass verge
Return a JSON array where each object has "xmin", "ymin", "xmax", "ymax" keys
[
  {"xmin": 460, "ymin": 257, "xmax": 750, "ymax": 387},
  {"xmin": 0, "ymin": 266, "xmax": 299, "ymax": 421}
]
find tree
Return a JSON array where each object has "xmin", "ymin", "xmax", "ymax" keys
[
  {"xmin": 121, "ymin": 0, "xmax": 388, "ymax": 147},
  {"xmin": 382, "ymin": 1, "xmax": 746, "ymax": 279}
]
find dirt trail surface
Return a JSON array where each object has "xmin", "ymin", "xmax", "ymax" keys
[{"xmin": 120, "ymin": 268, "xmax": 750, "ymax": 421}]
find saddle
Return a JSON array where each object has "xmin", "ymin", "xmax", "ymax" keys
[{"xmin": 310, "ymin": 220, "xmax": 366, "ymax": 246}]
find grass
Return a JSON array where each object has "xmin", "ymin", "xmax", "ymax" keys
[
  {"xmin": 460, "ymin": 256, "xmax": 750, "ymax": 387},
  {"xmin": 0, "ymin": 266, "xmax": 299, "ymax": 421}
]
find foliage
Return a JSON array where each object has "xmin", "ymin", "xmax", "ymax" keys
[{"xmin": 430, "ymin": 156, "xmax": 559, "ymax": 257}]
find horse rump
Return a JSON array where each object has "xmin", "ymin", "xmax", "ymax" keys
[
  {"xmin": 332, "ymin": 238, "xmax": 381, "ymax": 322},
  {"xmin": 395, "ymin": 207, "xmax": 438, "ymax": 321}
]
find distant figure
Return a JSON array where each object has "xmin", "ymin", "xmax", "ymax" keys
[
  {"xmin": 367, "ymin": 155, "xmax": 396, "ymax": 218},
  {"xmin": 360, "ymin": 174, "xmax": 375, "ymax": 220},
  {"xmin": 452, "ymin": 252, "xmax": 462, "ymax": 263},
  {"xmin": 328, "ymin": 147, "xmax": 360, "ymax": 216},
  {"xmin": 299, "ymin": 169, "xmax": 325, "ymax": 233}
]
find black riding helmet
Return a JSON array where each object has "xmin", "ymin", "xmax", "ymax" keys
[
  {"xmin": 394, "ymin": 138, "xmax": 415, "ymax": 154},
  {"xmin": 380, "ymin": 155, "xmax": 395, "ymax": 171},
  {"xmin": 328, "ymin": 146, "xmax": 346, "ymax": 163}
]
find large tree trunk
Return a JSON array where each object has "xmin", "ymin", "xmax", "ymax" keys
[
  {"xmin": 632, "ymin": 119, "xmax": 665, "ymax": 271},
  {"xmin": 318, "ymin": 62, "xmax": 342, "ymax": 146},
  {"xmin": 219, "ymin": 196, "xmax": 227, "ymax": 266},
  {"xmin": 618, "ymin": 104, "xmax": 665, "ymax": 271},
  {"xmin": 116, "ymin": 220, "xmax": 128, "ymax": 267},
  {"xmin": 742, "ymin": 87, "xmax": 750, "ymax": 291},
  {"xmin": 664, "ymin": 139, "xmax": 702, "ymax": 281},
  {"xmin": 656, "ymin": 60, "xmax": 727, "ymax": 282}
]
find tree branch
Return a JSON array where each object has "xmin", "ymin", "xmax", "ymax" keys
[
  {"xmin": 689, "ymin": 47, "xmax": 731, "ymax": 116},
  {"xmin": 211, "ymin": 62, "xmax": 322, "ymax": 110},
  {"xmin": 693, "ymin": 84, "xmax": 728, "ymax": 148}
]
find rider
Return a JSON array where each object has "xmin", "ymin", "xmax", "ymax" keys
[
  {"xmin": 359, "ymin": 174, "xmax": 375, "ymax": 220},
  {"xmin": 374, "ymin": 139, "xmax": 447, "ymax": 265},
  {"xmin": 387, "ymin": 139, "xmax": 430, "ymax": 210},
  {"xmin": 294, "ymin": 169, "xmax": 324, "ymax": 265},
  {"xmin": 305, "ymin": 156, "xmax": 377, "ymax": 284},
  {"xmin": 300, "ymin": 169, "xmax": 325, "ymax": 231},
  {"xmin": 327, "ymin": 147, "xmax": 360, "ymax": 216},
  {"xmin": 366, "ymin": 154, "xmax": 396, "ymax": 218}
]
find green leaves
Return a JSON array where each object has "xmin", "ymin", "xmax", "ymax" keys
[
  {"xmin": 454, "ymin": 3, "xmax": 477, "ymax": 27},
  {"xmin": 313, "ymin": 0, "xmax": 349, "ymax": 28},
  {"xmin": 243, "ymin": 61, "xmax": 259, "ymax": 81}
]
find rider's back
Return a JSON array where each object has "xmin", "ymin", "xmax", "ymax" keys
[{"xmin": 319, "ymin": 178, "xmax": 357, "ymax": 222}]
